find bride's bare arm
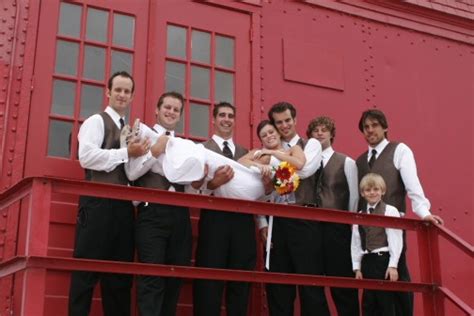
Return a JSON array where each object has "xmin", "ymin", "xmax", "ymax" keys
[
  {"xmin": 238, "ymin": 149, "xmax": 271, "ymax": 168},
  {"xmin": 255, "ymin": 147, "xmax": 306, "ymax": 170}
]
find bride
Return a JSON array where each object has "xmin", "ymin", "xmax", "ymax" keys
[{"xmin": 125, "ymin": 119, "xmax": 319, "ymax": 201}]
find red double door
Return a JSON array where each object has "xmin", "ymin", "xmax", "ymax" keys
[{"xmin": 25, "ymin": 0, "xmax": 255, "ymax": 315}]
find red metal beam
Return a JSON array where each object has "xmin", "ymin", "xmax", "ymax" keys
[
  {"xmin": 0, "ymin": 177, "xmax": 32, "ymax": 209},
  {"xmin": 436, "ymin": 225, "xmax": 474, "ymax": 258},
  {"xmin": 49, "ymin": 177, "xmax": 423, "ymax": 230},
  {"xmin": 438, "ymin": 286, "xmax": 474, "ymax": 316},
  {"xmin": 0, "ymin": 256, "xmax": 27, "ymax": 278},
  {"xmin": 0, "ymin": 255, "xmax": 434, "ymax": 293}
]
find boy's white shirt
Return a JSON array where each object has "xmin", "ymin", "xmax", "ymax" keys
[{"xmin": 351, "ymin": 201, "xmax": 403, "ymax": 271}]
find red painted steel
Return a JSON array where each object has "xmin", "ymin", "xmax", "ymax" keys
[
  {"xmin": 0, "ymin": 0, "xmax": 473, "ymax": 315},
  {"xmin": 0, "ymin": 255, "xmax": 434, "ymax": 293},
  {"xmin": 1, "ymin": 177, "xmax": 473, "ymax": 315}
]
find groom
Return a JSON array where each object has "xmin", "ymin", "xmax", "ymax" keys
[
  {"xmin": 193, "ymin": 102, "xmax": 256, "ymax": 316},
  {"xmin": 265, "ymin": 102, "xmax": 329, "ymax": 316}
]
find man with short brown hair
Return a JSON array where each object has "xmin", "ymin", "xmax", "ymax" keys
[
  {"xmin": 193, "ymin": 102, "xmax": 256, "ymax": 316},
  {"xmin": 69, "ymin": 71, "xmax": 149, "ymax": 316},
  {"xmin": 356, "ymin": 108, "xmax": 444, "ymax": 316}
]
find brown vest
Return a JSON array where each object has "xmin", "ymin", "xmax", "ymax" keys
[
  {"xmin": 203, "ymin": 138, "xmax": 248, "ymax": 161},
  {"xmin": 320, "ymin": 152, "xmax": 349, "ymax": 211},
  {"xmin": 356, "ymin": 142, "xmax": 406, "ymax": 214},
  {"xmin": 359, "ymin": 201, "xmax": 389, "ymax": 251},
  {"xmin": 133, "ymin": 130, "xmax": 183, "ymax": 192},
  {"xmin": 85, "ymin": 112, "xmax": 128, "ymax": 185},
  {"xmin": 294, "ymin": 138, "xmax": 316, "ymax": 205}
]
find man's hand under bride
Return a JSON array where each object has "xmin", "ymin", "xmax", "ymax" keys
[{"xmin": 207, "ymin": 165, "xmax": 234, "ymax": 190}]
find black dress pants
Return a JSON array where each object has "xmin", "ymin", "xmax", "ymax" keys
[
  {"xmin": 394, "ymin": 231, "xmax": 413, "ymax": 316},
  {"xmin": 266, "ymin": 218, "xmax": 329, "ymax": 316},
  {"xmin": 69, "ymin": 196, "xmax": 134, "ymax": 316},
  {"xmin": 193, "ymin": 210, "xmax": 256, "ymax": 316},
  {"xmin": 135, "ymin": 203, "xmax": 192, "ymax": 316},
  {"xmin": 361, "ymin": 252, "xmax": 396, "ymax": 316},
  {"xmin": 322, "ymin": 222, "xmax": 360, "ymax": 316}
]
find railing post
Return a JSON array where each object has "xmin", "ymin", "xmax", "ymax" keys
[
  {"xmin": 417, "ymin": 223, "xmax": 444, "ymax": 316},
  {"xmin": 19, "ymin": 178, "xmax": 52, "ymax": 316}
]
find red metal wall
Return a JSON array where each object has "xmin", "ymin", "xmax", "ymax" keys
[
  {"xmin": 254, "ymin": 1, "xmax": 473, "ymax": 314},
  {"xmin": 0, "ymin": 0, "xmax": 472, "ymax": 315}
]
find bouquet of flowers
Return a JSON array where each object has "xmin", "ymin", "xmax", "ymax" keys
[{"xmin": 273, "ymin": 161, "xmax": 300, "ymax": 197}]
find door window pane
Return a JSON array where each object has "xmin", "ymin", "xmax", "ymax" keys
[
  {"xmin": 51, "ymin": 80, "xmax": 76, "ymax": 116},
  {"xmin": 111, "ymin": 50, "xmax": 133, "ymax": 74},
  {"xmin": 58, "ymin": 2, "xmax": 82, "ymax": 38},
  {"xmin": 113, "ymin": 13, "xmax": 135, "ymax": 48},
  {"xmin": 215, "ymin": 71, "xmax": 234, "ymax": 104},
  {"xmin": 80, "ymin": 84, "xmax": 104, "ymax": 118},
  {"xmin": 175, "ymin": 115, "xmax": 184, "ymax": 134},
  {"xmin": 216, "ymin": 35, "xmax": 234, "ymax": 68},
  {"xmin": 165, "ymin": 61, "xmax": 185, "ymax": 94},
  {"xmin": 83, "ymin": 45, "xmax": 105, "ymax": 81},
  {"xmin": 191, "ymin": 66, "xmax": 210, "ymax": 100},
  {"xmin": 190, "ymin": 103, "xmax": 209, "ymax": 137},
  {"xmin": 55, "ymin": 40, "xmax": 79, "ymax": 76},
  {"xmin": 167, "ymin": 25, "xmax": 186, "ymax": 59},
  {"xmin": 192, "ymin": 30, "xmax": 210, "ymax": 64},
  {"xmin": 48, "ymin": 120, "xmax": 73, "ymax": 158},
  {"xmin": 86, "ymin": 8, "xmax": 108, "ymax": 43}
]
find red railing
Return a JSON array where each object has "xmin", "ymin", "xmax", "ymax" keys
[{"xmin": 0, "ymin": 177, "xmax": 473, "ymax": 315}]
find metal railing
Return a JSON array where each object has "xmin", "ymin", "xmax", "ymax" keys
[{"xmin": 0, "ymin": 177, "xmax": 473, "ymax": 315}]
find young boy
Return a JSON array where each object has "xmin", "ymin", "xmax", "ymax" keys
[{"xmin": 351, "ymin": 173, "xmax": 403, "ymax": 316}]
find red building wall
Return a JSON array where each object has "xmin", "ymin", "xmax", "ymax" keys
[{"xmin": 0, "ymin": 0, "xmax": 472, "ymax": 315}]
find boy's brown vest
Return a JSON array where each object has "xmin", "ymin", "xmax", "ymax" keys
[{"xmin": 358, "ymin": 201, "xmax": 389, "ymax": 251}]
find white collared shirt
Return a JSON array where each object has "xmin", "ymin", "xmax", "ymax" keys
[
  {"xmin": 212, "ymin": 134, "xmax": 236, "ymax": 156},
  {"xmin": 367, "ymin": 138, "xmax": 431, "ymax": 219},
  {"xmin": 78, "ymin": 106, "xmax": 129, "ymax": 172},
  {"xmin": 282, "ymin": 134, "xmax": 322, "ymax": 179},
  {"xmin": 321, "ymin": 146, "xmax": 359, "ymax": 212},
  {"xmin": 351, "ymin": 202, "xmax": 403, "ymax": 271}
]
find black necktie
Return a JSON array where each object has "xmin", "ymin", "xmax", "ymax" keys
[
  {"xmin": 165, "ymin": 131, "xmax": 171, "ymax": 136},
  {"xmin": 119, "ymin": 118, "xmax": 125, "ymax": 130},
  {"xmin": 368, "ymin": 207, "xmax": 375, "ymax": 214},
  {"xmin": 222, "ymin": 141, "xmax": 233, "ymax": 159},
  {"xmin": 368, "ymin": 149, "xmax": 377, "ymax": 169},
  {"xmin": 314, "ymin": 160, "xmax": 324, "ymax": 207}
]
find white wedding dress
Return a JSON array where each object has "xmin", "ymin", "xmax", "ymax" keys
[{"xmin": 161, "ymin": 137, "xmax": 266, "ymax": 200}]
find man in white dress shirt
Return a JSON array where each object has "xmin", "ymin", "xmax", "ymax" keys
[
  {"xmin": 356, "ymin": 108, "xmax": 444, "ymax": 316},
  {"xmin": 193, "ymin": 102, "xmax": 255, "ymax": 316},
  {"xmin": 264, "ymin": 102, "xmax": 329, "ymax": 316},
  {"xmin": 306, "ymin": 116, "xmax": 359, "ymax": 316},
  {"xmin": 69, "ymin": 71, "xmax": 149, "ymax": 316},
  {"xmin": 125, "ymin": 92, "xmax": 192, "ymax": 316}
]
